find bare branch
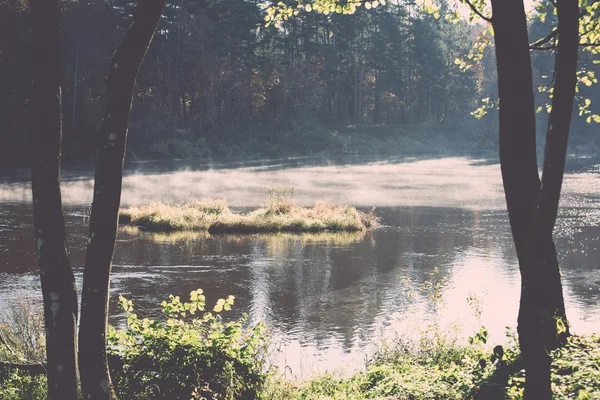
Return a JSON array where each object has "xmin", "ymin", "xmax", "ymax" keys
[
  {"xmin": 530, "ymin": 28, "xmax": 559, "ymax": 48},
  {"xmin": 530, "ymin": 45, "xmax": 557, "ymax": 50}
]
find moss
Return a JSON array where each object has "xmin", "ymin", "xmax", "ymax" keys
[{"xmin": 119, "ymin": 198, "xmax": 379, "ymax": 234}]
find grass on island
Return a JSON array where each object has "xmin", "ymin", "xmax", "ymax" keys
[{"xmin": 118, "ymin": 189, "xmax": 378, "ymax": 234}]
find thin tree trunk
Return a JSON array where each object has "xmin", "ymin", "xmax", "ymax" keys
[
  {"xmin": 490, "ymin": 0, "xmax": 548, "ymax": 396},
  {"xmin": 78, "ymin": 1, "xmax": 166, "ymax": 399},
  {"xmin": 374, "ymin": 69, "xmax": 381, "ymax": 124},
  {"xmin": 29, "ymin": 0, "xmax": 79, "ymax": 399},
  {"xmin": 173, "ymin": 21, "xmax": 181, "ymax": 129},
  {"xmin": 72, "ymin": 34, "xmax": 80, "ymax": 135},
  {"xmin": 523, "ymin": 2, "xmax": 578, "ymax": 396}
]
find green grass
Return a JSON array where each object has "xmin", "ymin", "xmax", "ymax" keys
[
  {"xmin": 119, "ymin": 196, "xmax": 379, "ymax": 234},
  {"xmin": 264, "ymin": 334, "xmax": 600, "ymax": 400}
]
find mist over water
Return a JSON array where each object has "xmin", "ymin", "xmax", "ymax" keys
[
  {"xmin": 0, "ymin": 156, "xmax": 599, "ymax": 378},
  {"xmin": 1, "ymin": 156, "xmax": 598, "ymax": 211}
]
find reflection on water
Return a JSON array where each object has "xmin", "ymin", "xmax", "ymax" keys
[{"xmin": 0, "ymin": 157, "xmax": 599, "ymax": 377}]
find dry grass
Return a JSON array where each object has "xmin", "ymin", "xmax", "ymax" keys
[
  {"xmin": 119, "ymin": 194, "xmax": 379, "ymax": 234},
  {"xmin": 0, "ymin": 295, "xmax": 45, "ymax": 364},
  {"xmin": 118, "ymin": 198, "xmax": 230, "ymax": 232}
]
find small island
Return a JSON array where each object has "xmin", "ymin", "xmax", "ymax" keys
[{"xmin": 118, "ymin": 190, "xmax": 378, "ymax": 234}]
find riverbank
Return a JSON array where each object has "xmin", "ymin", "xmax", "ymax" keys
[
  {"xmin": 119, "ymin": 195, "xmax": 379, "ymax": 234},
  {"xmin": 129, "ymin": 121, "xmax": 500, "ymax": 163},
  {"xmin": 265, "ymin": 333, "xmax": 600, "ymax": 399},
  {"xmin": 1, "ymin": 293, "xmax": 599, "ymax": 399},
  {"xmin": 3, "ymin": 330, "xmax": 599, "ymax": 399}
]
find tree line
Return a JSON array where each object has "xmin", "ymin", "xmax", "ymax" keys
[{"xmin": 1, "ymin": 0, "xmax": 494, "ymax": 166}]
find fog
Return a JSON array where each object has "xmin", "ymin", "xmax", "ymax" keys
[{"xmin": 1, "ymin": 157, "xmax": 598, "ymax": 212}]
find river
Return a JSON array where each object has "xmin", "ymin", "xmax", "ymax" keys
[{"xmin": 0, "ymin": 156, "xmax": 599, "ymax": 378}]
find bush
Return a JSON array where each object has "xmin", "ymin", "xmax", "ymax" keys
[
  {"xmin": 107, "ymin": 290, "xmax": 268, "ymax": 400},
  {"xmin": 0, "ymin": 370, "xmax": 46, "ymax": 400}
]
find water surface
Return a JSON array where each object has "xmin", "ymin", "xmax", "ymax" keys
[{"xmin": 1, "ymin": 156, "xmax": 599, "ymax": 377}]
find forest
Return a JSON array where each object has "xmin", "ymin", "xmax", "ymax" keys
[{"xmin": 1, "ymin": 0, "xmax": 598, "ymax": 166}]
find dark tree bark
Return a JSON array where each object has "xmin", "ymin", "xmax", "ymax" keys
[
  {"xmin": 29, "ymin": 0, "xmax": 79, "ymax": 399},
  {"xmin": 490, "ymin": 0, "xmax": 578, "ymax": 398},
  {"xmin": 77, "ymin": 1, "xmax": 166, "ymax": 399}
]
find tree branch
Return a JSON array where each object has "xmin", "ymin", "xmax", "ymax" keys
[
  {"xmin": 463, "ymin": 0, "xmax": 492, "ymax": 23},
  {"xmin": 0, "ymin": 361, "xmax": 46, "ymax": 377},
  {"xmin": 530, "ymin": 28, "xmax": 559, "ymax": 49},
  {"xmin": 530, "ymin": 45, "xmax": 557, "ymax": 50}
]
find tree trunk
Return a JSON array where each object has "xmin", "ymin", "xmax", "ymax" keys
[
  {"xmin": 29, "ymin": 0, "xmax": 79, "ymax": 399},
  {"xmin": 374, "ymin": 69, "xmax": 381, "ymax": 124},
  {"xmin": 77, "ymin": 1, "xmax": 166, "ymax": 399},
  {"xmin": 490, "ymin": 0, "xmax": 577, "ymax": 398},
  {"xmin": 491, "ymin": 0, "xmax": 551, "ymax": 394},
  {"xmin": 173, "ymin": 22, "xmax": 181, "ymax": 129},
  {"xmin": 72, "ymin": 34, "xmax": 80, "ymax": 136},
  {"xmin": 533, "ymin": 0, "xmax": 577, "ymax": 334}
]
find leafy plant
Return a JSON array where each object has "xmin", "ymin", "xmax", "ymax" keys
[
  {"xmin": 107, "ymin": 289, "xmax": 268, "ymax": 399},
  {"xmin": 0, "ymin": 369, "xmax": 46, "ymax": 400}
]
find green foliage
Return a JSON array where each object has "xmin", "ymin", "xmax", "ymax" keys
[
  {"xmin": 265, "ymin": 329, "xmax": 600, "ymax": 399},
  {"xmin": 0, "ymin": 370, "xmax": 47, "ymax": 400},
  {"xmin": 107, "ymin": 290, "xmax": 268, "ymax": 400},
  {"xmin": 263, "ymin": 0, "xmax": 387, "ymax": 27},
  {"xmin": 550, "ymin": 335, "xmax": 600, "ymax": 399},
  {"xmin": 265, "ymin": 324, "xmax": 509, "ymax": 399}
]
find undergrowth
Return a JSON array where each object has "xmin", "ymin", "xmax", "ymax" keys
[{"xmin": 2, "ymin": 290, "xmax": 600, "ymax": 399}]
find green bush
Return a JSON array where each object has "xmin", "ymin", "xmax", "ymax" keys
[
  {"xmin": 0, "ymin": 369, "xmax": 46, "ymax": 400},
  {"xmin": 107, "ymin": 290, "xmax": 268, "ymax": 400}
]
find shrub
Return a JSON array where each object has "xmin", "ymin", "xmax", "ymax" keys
[
  {"xmin": 107, "ymin": 290, "xmax": 268, "ymax": 400},
  {"xmin": 0, "ymin": 370, "xmax": 46, "ymax": 400}
]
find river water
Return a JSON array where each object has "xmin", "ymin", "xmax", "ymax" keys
[{"xmin": 0, "ymin": 156, "xmax": 599, "ymax": 378}]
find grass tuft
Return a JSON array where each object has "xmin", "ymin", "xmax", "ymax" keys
[{"xmin": 119, "ymin": 194, "xmax": 379, "ymax": 234}]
